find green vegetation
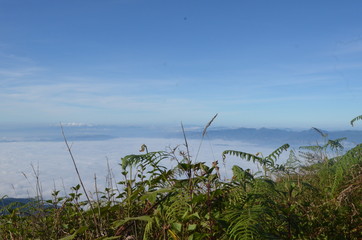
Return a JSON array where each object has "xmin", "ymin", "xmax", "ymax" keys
[{"xmin": 1, "ymin": 118, "xmax": 361, "ymax": 239}]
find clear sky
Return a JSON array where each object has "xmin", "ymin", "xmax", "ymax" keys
[{"xmin": 1, "ymin": 0, "xmax": 362, "ymax": 129}]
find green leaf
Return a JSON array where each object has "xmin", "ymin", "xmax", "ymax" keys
[
  {"xmin": 59, "ymin": 234, "xmax": 77, "ymax": 240},
  {"xmin": 171, "ymin": 222, "xmax": 182, "ymax": 232},
  {"xmin": 188, "ymin": 224, "xmax": 197, "ymax": 231},
  {"xmin": 183, "ymin": 212, "xmax": 201, "ymax": 221},
  {"xmin": 232, "ymin": 166, "xmax": 254, "ymax": 182},
  {"xmin": 140, "ymin": 188, "xmax": 172, "ymax": 203}
]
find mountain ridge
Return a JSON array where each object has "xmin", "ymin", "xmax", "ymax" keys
[{"xmin": 1, "ymin": 124, "xmax": 362, "ymax": 147}]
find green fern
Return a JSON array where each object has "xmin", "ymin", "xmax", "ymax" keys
[
  {"xmin": 312, "ymin": 127, "xmax": 328, "ymax": 137},
  {"xmin": 223, "ymin": 144, "xmax": 290, "ymax": 173},
  {"xmin": 225, "ymin": 205, "xmax": 268, "ymax": 240},
  {"xmin": 121, "ymin": 151, "xmax": 167, "ymax": 170},
  {"xmin": 350, "ymin": 114, "xmax": 362, "ymax": 126},
  {"xmin": 327, "ymin": 138, "xmax": 346, "ymax": 152},
  {"xmin": 299, "ymin": 145, "xmax": 323, "ymax": 151},
  {"xmin": 232, "ymin": 166, "xmax": 254, "ymax": 182},
  {"xmin": 222, "ymin": 150, "xmax": 263, "ymax": 164},
  {"xmin": 266, "ymin": 144, "xmax": 290, "ymax": 162}
]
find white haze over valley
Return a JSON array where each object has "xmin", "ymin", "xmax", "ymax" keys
[{"xmin": 0, "ymin": 137, "xmax": 277, "ymax": 199}]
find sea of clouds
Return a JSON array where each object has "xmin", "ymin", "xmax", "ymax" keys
[{"xmin": 0, "ymin": 137, "xmax": 277, "ymax": 199}]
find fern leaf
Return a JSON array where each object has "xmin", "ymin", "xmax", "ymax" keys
[
  {"xmin": 299, "ymin": 145, "xmax": 323, "ymax": 151},
  {"xmin": 121, "ymin": 154, "xmax": 144, "ymax": 170},
  {"xmin": 232, "ymin": 166, "xmax": 254, "ymax": 182},
  {"xmin": 327, "ymin": 138, "xmax": 346, "ymax": 151},
  {"xmin": 350, "ymin": 114, "xmax": 362, "ymax": 126},
  {"xmin": 312, "ymin": 127, "xmax": 328, "ymax": 137},
  {"xmin": 121, "ymin": 151, "xmax": 166, "ymax": 170},
  {"xmin": 266, "ymin": 144, "xmax": 290, "ymax": 162},
  {"xmin": 222, "ymin": 150, "xmax": 262, "ymax": 164},
  {"xmin": 226, "ymin": 206, "xmax": 265, "ymax": 240}
]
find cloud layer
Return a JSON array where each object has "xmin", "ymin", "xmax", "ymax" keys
[{"xmin": 0, "ymin": 137, "xmax": 275, "ymax": 199}]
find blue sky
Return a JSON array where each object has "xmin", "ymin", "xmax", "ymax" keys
[{"xmin": 1, "ymin": 0, "xmax": 362, "ymax": 129}]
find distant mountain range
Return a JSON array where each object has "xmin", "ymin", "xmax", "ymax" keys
[
  {"xmin": 1, "ymin": 124, "xmax": 362, "ymax": 148},
  {"xmin": 0, "ymin": 197, "xmax": 34, "ymax": 206},
  {"xmin": 0, "ymin": 197, "xmax": 57, "ymax": 216},
  {"xmin": 0, "ymin": 124, "xmax": 171, "ymax": 142},
  {"xmin": 0, "ymin": 198, "xmax": 38, "ymax": 215},
  {"xmin": 183, "ymin": 127, "xmax": 362, "ymax": 148}
]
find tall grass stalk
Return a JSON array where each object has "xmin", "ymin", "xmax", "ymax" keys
[{"xmin": 60, "ymin": 123, "xmax": 101, "ymax": 237}]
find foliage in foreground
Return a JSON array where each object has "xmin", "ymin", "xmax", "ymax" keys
[{"xmin": 0, "ymin": 129, "xmax": 361, "ymax": 239}]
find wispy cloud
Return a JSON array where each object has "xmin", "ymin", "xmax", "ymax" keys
[
  {"xmin": 0, "ymin": 52, "xmax": 45, "ymax": 89},
  {"xmin": 0, "ymin": 52, "xmax": 35, "ymax": 64},
  {"xmin": 331, "ymin": 36, "xmax": 362, "ymax": 55},
  {"xmin": 0, "ymin": 67, "xmax": 44, "ymax": 78},
  {"xmin": 0, "ymin": 79, "xmax": 209, "ymax": 124}
]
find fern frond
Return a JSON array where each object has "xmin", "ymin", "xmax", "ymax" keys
[
  {"xmin": 350, "ymin": 114, "xmax": 362, "ymax": 126},
  {"xmin": 121, "ymin": 151, "xmax": 167, "ymax": 170},
  {"xmin": 121, "ymin": 154, "xmax": 143, "ymax": 170},
  {"xmin": 225, "ymin": 206, "xmax": 266, "ymax": 240},
  {"xmin": 266, "ymin": 144, "xmax": 290, "ymax": 162},
  {"xmin": 224, "ymin": 145, "xmax": 290, "ymax": 172},
  {"xmin": 299, "ymin": 145, "xmax": 323, "ymax": 151},
  {"xmin": 222, "ymin": 150, "xmax": 263, "ymax": 164},
  {"xmin": 327, "ymin": 138, "xmax": 346, "ymax": 151},
  {"xmin": 232, "ymin": 166, "xmax": 254, "ymax": 182},
  {"xmin": 312, "ymin": 127, "xmax": 328, "ymax": 137},
  {"xmin": 164, "ymin": 192, "xmax": 189, "ymax": 222},
  {"xmin": 143, "ymin": 217, "xmax": 155, "ymax": 240},
  {"xmin": 298, "ymin": 151, "xmax": 320, "ymax": 163},
  {"xmin": 278, "ymin": 150, "xmax": 300, "ymax": 174}
]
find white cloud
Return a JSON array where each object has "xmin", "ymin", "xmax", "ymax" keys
[
  {"xmin": 0, "ymin": 51, "xmax": 43, "ymax": 79},
  {"xmin": 0, "ymin": 79, "xmax": 211, "ymax": 124}
]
